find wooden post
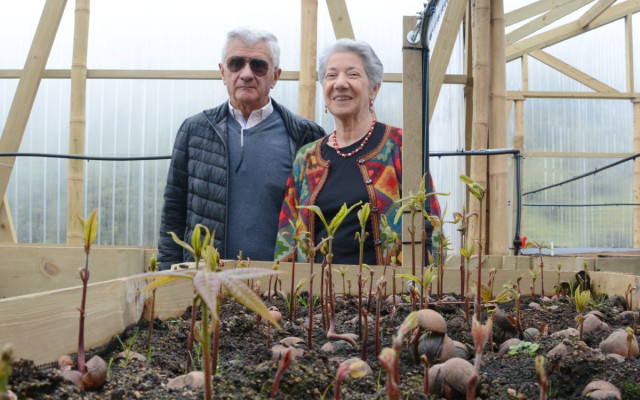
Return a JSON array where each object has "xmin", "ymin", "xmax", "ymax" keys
[
  {"xmin": 633, "ymin": 99, "xmax": 640, "ymax": 248},
  {"xmin": 402, "ymin": 16, "xmax": 424, "ymax": 267},
  {"xmin": 464, "ymin": 2, "xmax": 473, "ymax": 177},
  {"xmin": 298, "ymin": 0, "xmax": 318, "ymax": 121},
  {"xmin": 0, "ymin": 0, "xmax": 67, "ymax": 217},
  {"xmin": 469, "ymin": 0, "xmax": 491, "ymax": 249},
  {"xmin": 489, "ymin": 0, "xmax": 508, "ymax": 255},
  {"xmin": 513, "ymin": 98, "xmax": 525, "ymax": 238},
  {"xmin": 626, "ymin": 14, "xmax": 635, "ymax": 94},
  {"xmin": 0, "ymin": 195, "xmax": 17, "ymax": 242},
  {"xmin": 66, "ymin": 0, "xmax": 90, "ymax": 244}
]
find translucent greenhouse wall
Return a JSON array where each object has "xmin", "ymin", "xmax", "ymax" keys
[{"xmin": 1, "ymin": 1, "xmax": 638, "ymax": 251}]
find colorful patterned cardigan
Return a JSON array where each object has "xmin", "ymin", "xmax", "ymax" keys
[{"xmin": 274, "ymin": 123, "xmax": 441, "ymax": 264}]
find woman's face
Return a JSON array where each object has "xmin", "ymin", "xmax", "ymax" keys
[{"xmin": 323, "ymin": 51, "xmax": 379, "ymax": 122}]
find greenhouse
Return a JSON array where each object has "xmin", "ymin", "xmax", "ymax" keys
[{"xmin": 1, "ymin": 1, "xmax": 640, "ymax": 399}]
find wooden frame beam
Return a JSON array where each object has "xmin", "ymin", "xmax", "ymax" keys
[
  {"xmin": 0, "ymin": 0, "xmax": 67, "ymax": 203},
  {"xmin": 577, "ymin": 0, "xmax": 616, "ymax": 27},
  {"xmin": 0, "ymin": 195, "xmax": 16, "ymax": 242},
  {"xmin": 506, "ymin": 0, "xmax": 640, "ymax": 62},
  {"xmin": 428, "ymin": 0, "xmax": 468, "ymax": 121},
  {"xmin": 529, "ymin": 49, "xmax": 618, "ymax": 92},
  {"xmin": 506, "ymin": 0, "xmax": 594, "ymax": 46},
  {"xmin": 505, "ymin": 0, "xmax": 576, "ymax": 27},
  {"xmin": 507, "ymin": 90, "xmax": 638, "ymax": 99},
  {"xmin": 326, "ymin": 0, "xmax": 354, "ymax": 39},
  {"xmin": 298, "ymin": 0, "xmax": 318, "ymax": 121}
]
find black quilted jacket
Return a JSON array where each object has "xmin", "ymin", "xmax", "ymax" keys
[{"xmin": 157, "ymin": 99, "xmax": 325, "ymax": 268}]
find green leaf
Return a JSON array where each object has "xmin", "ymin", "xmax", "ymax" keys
[
  {"xmin": 298, "ymin": 205, "xmax": 328, "ymax": 232},
  {"xmin": 357, "ymin": 203, "xmax": 371, "ymax": 230},
  {"xmin": 397, "ymin": 273, "xmax": 421, "ymax": 286},
  {"xmin": 193, "ymin": 270, "xmax": 222, "ymax": 324},
  {"xmin": 83, "ymin": 208, "xmax": 99, "ymax": 254},
  {"xmin": 328, "ymin": 202, "xmax": 362, "ymax": 235},
  {"xmin": 168, "ymin": 231, "xmax": 195, "ymax": 258}
]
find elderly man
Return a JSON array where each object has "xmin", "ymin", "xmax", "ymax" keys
[{"xmin": 158, "ymin": 27, "xmax": 325, "ymax": 268}]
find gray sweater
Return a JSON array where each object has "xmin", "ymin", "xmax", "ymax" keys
[{"xmin": 157, "ymin": 99, "xmax": 325, "ymax": 268}]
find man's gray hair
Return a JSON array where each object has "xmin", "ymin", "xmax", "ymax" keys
[
  {"xmin": 318, "ymin": 38, "xmax": 383, "ymax": 89},
  {"xmin": 221, "ymin": 27, "xmax": 280, "ymax": 68}
]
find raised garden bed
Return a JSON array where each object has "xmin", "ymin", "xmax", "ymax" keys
[{"xmin": 1, "ymin": 244, "xmax": 640, "ymax": 399}]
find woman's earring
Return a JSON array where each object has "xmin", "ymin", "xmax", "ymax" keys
[
  {"xmin": 369, "ymin": 100, "xmax": 374, "ymax": 112},
  {"xmin": 324, "ymin": 105, "xmax": 328, "ymax": 114}
]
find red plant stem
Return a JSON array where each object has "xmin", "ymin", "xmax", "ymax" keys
[
  {"xmin": 186, "ymin": 297, "xmax": 198, "ymax": 372},
  {"xmin": 211, "ymin": 294, "xmax": 222, "ymax": 376},
  {"xmin": 308, "ymin": 274, "xmax": 315, "ymax": 349},
  {"xmin": 374, "ymin": 292, "xmax": 381, "ymax": 357},
  {"xmin": 357, "ymin": 273, "xmax": 363, "ymax": 337},
  {"xmin": 392, "ymin": 269, "xmax": 397, "ymax": 308},
  {"xmin": 201, "ymin": 304, "xmax": 212, "ymax": 400},
  {"xmin": 77, "ymin": 255, "xmax": 90, "ymax": 374},
  {"xmin": 289, "ymin": 244, "xmax": 297, "ymax": 320},
  {"xmin": 475, "ymin": 201, "xmax": 484, "ymax": 318},
  {"xmin": 334, "ymin": 379, "xmax": 342, "ymax": 400},
  {"xmin": 320, "ymin": 262, "xmax": 327, "ymax": 331},
  {"xmin": 366, "ymin": 270, "xmax": 374, "ymax": 316},
  {"xmin": 146, "ymin": 288, "xmax": 156, "ymax": 349},
  {"xmin": 267, "ymin": 276, "xmax": 273, "ymax": 298},
  {"xmin": 540, "ymin": 262, "xmax": 545, "ymax": 297},
  {"xmin": 271, "ymin": 348, "xmax": 293, "ymax": 399},
  {"xmin": 412, "ymin": 328, "xmax": 420, "ymax": 365},
  {"xmin": 421, "ymin": 355, "xmax": 429, "ymax": 395},
  {"xmin": 421, "ymin": 231, "xmax": 426, "ymax": 309},
  {"xmin": 361, "ymin": 308, "xmax": 368, "ymax": 361},
  {"xmin": 392, "ymin": 337, "xmax": 401, "ymax": 389},
  {"xmin": 460, "ymin": 257, "xmax": 466, "ymax": 304}
]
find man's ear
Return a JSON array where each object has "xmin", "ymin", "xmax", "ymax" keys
[{"xmin": 271, "ymin": 67, "xmax": 282, "ymax": 89}]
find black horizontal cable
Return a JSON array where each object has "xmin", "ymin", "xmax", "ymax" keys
[
  {"xmin": 522, "ymin": 153, "xmax": 640, "ymax": 196},
  {"xmin": 524, "ymin": 203, "xmax": 640, "ymax": 207},
  {"xmin": 0, "ymin": 152, "xmax": 170, "ymax": 161}
]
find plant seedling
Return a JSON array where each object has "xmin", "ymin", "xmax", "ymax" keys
[
  {"xmin": 574, "ymin": 286, "xmax": 591, "ymax": 341},
  {"xmin": 300, "ymin": 202, "xmax": 361, "ymax": 347},
  {"xmin": 76, "ymin": 208, "xmax": 98, "ymax": 374},
  {"xmin": 333, "ymin": 265, "xmax": 349, "ymax": 303},
  {"xmin": 397, "ymin": 264, "xmax": 437, "ymax": 310},
  {"xmin": 271, "ymin": 347, "xmax": 293, "ymax": 399},
  {"xmin": 525, "ymin": 240, "xmax": 551, "ymax": 296},
  {"xmin": 460, "ymin": 174, "xmax": 486, "ymax": 318},
  {"xmin": 468, "ymin": 314, "xmax": 492, "ymax": 400},
  {"xmin": 333, "ymin": 359, "xmax": 368, "ymax": 400},
  {"xmin": 119, "ymin": 238, "xmax": 281, "ymax": 400},
  {"xmin": 355, "ymin": 203, "xmax": 370, "ymax": 337},
  {"xmin": 168, "ymin": 223, "xmax": 210, "ymax": 372},
  {"xmin": 626, "ymin": 327, "xmax": 635, "ymax": 359},
  {"xmin": 535, "ymin": 355, "xmax": 548, "ymax": 400},
  {"xmin": 146, "ymin": 254, "xmax": 158, "ymax": 349},
  {"xmin": 1, "ymin": 344, "xmax": 14, "ymax": 399},
  {"xmin": 508, "ymin": 341, "xmax": 539, "ymax": 356},
  {"xmin": 115, "ymin": 327, "xmax": 140, "ymax": 366},
  {"xmin": 377, "ymin": 312, "xmax": 420, "ymax": 400}
]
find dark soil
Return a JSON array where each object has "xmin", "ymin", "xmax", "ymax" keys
[{"xmin": 7, "ymin": 287, "xmax": 640, "ymax": 399}]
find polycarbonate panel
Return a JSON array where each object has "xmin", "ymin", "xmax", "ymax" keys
[
  {"xmin": 5, "ymin": 79, "xmax": 70, "ymax": 243},
  {"xmin": 522, "ymin": 157, "xmax": 633, "ymax": 248},
  {"xmin": 524, "ymin": 98, "xmax": 632, "ymax": 153}
]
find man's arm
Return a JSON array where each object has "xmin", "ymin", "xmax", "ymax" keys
[{"xmin": 157, "ymin": 122, "xmax": 190, "ymax": 270}]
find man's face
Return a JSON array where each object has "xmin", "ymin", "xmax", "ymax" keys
[{"xmin": 219, "ymin": 39, "xmax": 281, "ymax": 114}]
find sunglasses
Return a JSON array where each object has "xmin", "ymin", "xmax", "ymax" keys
[{"xmin": 225, "ymin": 56, "xmax": 270, "ymax": 77}]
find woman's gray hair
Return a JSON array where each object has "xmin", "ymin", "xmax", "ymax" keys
[
  {"xmin": 318, "ymin": 39, "xmax": 383, "ymax": 89},
  {"xmin": 221, "ymin": 27, "xmax": 280, "ymax": 68}
]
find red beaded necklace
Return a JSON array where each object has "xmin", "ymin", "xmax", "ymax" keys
[{"xmin": 332, "ymin": 120, "xmax": 377, "ymax": 158}]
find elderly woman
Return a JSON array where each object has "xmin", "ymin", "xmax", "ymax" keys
[{"xmin": 274, "ymin": 39, "xmax": 439, "ymax": 265}]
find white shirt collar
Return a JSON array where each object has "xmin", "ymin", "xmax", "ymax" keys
[{"xmin": 228, "ymin": 99, "xmax": 274, "ymax": 129}]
